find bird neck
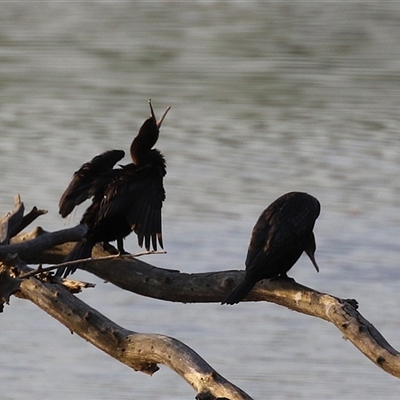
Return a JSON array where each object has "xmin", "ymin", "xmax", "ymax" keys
[{"xmin": 130, "ymin": 118, "xmax": 159, "ymax": 165}]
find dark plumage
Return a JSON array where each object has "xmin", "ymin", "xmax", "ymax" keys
[
  {"xmin": 222, "ymin": 192, "xmax": 320, "ymax": 305},
  {"xmin": 56, "ymin": 100, "xmax": 170, "ymax": 277}
]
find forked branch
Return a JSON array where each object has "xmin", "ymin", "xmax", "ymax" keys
[
  {"xmin": 10, "ymin": 225, "xmax": 400, "ymax": 380},
  {"xmin": 2, "ymin": 197, "xmax": 400, "ymax": 398},
  {"xmin": 9, "ymin": 259, "xmax": 251, "ymax": 400}
]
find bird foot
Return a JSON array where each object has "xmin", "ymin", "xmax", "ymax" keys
[
  {"xmin": 102, "ymin": 242, "xmax": 131, "ymax": 256},
  {"xmin": 132, "ymin": 250, "xmax": 167, "ymax": 257},
  {"xmin": 102, "ymin": 242, "xmax": 119, "ymax": 255}
]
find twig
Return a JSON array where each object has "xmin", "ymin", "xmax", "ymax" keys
[
  {"xmin": 17, "ymin": 206, "xmax": 48, "ymax": 235},
  {"xmin": 17, "ymin": 250, "xmax": 166, "ymax": 279},
  {"xmin": 132, "ymin": 250, "xmax": 167, "ymax": 257},
  {"xmin": 16, "ymin": 255, "xmax": 120, "ymax": 279}
]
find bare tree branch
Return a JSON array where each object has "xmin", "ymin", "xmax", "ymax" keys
[
  {"xmin": 9, "ymin": 226, "xmax": 108, "ymax": 264},
  {"xmin": 0, "ymin": 195, "xmax": 24, "ymax": 245},
  {"xmin": 0, "ymin": 195, "xmax": 47, "ymax": 245},
  {"xmin": 9, "ymin": 259, "xmax": 252, "ymax": 400},
  {"xmin": 11, "ymin": 225, "xmax": 400, "ymax": 380},
  {"xmin": 0, "ymin": 263, "xmax": 22, "ymax": 311},
  {"xmin": 0, "ymin": 225, "xmax": 88, "ymax": 261},
  {"xmin": 80, "ymin": 257, "xmax": 400, "ymax": 379},
  {"xmin": 2, "ymin": 198, "xmax": 400, "ymax": 394},
  {"xmin": 18, "ymin": 206, "xmax": 48, "ymax": 234},
  {"xmin": 12, "ymin": 226, "xmax": 400, "ymax": 380}
]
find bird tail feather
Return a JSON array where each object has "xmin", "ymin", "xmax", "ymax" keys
[
  {"xmin": 55, "ymin": 240, "xmax": 94, "ymax": 278},
  {"xmin": 221, "ymin": 279, "xmax": 257, "ymax": 305}
]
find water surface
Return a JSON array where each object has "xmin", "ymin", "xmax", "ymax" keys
[{"xmin": 1, "ymin": 2, "xmax": 400, "ymax": 399}]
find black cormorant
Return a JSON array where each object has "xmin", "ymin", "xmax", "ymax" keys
[
  {"xmin": 56, "ymin": 100, "xmax": 170, "ymax": 277},
  {"xmin": 222, "ymin": 191, "xmax": 320, "ymax": 305}
]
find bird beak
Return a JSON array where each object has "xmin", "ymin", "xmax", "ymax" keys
[
  {"xmin": 157, "ymin": 106, "xmax": 171, "ymax": 127},
  {"xmin": 148, "ymin": 99, "xmax": 171, "ymax": 128},
  {"xmin": 305, "ymin": 248, "xmax": 319, "ymax": 273}
]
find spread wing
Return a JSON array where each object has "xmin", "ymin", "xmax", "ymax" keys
[
  {"xmin": 96, "ymin": 163, "xmax": 166, "ymax": 251},
  {"xmin": 59, "ymin": 150, "xmax": 125, "ymax": 218}
]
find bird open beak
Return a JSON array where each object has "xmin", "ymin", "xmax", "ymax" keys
[{"xmin": 148, "ymin": 99, "xmax": 171, "ymax": 128}]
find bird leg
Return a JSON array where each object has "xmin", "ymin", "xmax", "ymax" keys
[
  {"xmin": 117, "ymin": 238, "xmax": 130, "ymax": 256},
  {"xmin": 102, "ymin": 241, "xmax": 129, "ymax": 256}
]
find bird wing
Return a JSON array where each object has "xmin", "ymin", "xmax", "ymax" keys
[
  {"xmin": 96, "ymin": 164, "xmax": 166, "ymax": 251},
  {"xmin": 245, "ymin": 193, "xmax": 320, "ymax": 278},
  {"xmin": 59, "ymin": 150, "xmax": 125, "ymax": 218}
]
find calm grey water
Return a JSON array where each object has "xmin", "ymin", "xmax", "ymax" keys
[{"xmin": 2, "ymin": 2, "xmax": 400, "ymax": 399}]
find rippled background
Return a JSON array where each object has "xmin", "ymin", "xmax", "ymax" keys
[{"xmin": 2, "ymin": 2, "xmax": 400, "ymax": 399}]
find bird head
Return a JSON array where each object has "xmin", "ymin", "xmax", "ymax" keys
[{"xmin": 131, "ymin": 100, "xmax": 171, "ymax": 165}]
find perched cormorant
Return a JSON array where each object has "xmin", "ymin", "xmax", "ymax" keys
[
  {"xmin": 222, "ymin": 192, "xmax": 320, "ymax": 305},
  {"xmin": 56, "ymin": 100, "xmax": 170, "ymax": 277}
]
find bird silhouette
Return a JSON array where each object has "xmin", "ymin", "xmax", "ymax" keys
[
  {"xmin": 222, "ymin": 192, "xmax": 320, "ymax": 305},
  {"xmin": 56, "ymin": 100, "xmax": 170, "ymax": 277}
]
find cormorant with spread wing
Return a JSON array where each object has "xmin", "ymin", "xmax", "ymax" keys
[
  {"xmin": 56, "ymin": 100, "xmax": 170, "ymax": 277},
  {"xmin": 222, "ymin": 192, "xmax": 320, "ymax": 305}
]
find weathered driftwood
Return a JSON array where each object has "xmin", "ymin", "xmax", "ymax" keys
[
  {"xmin": 9, "ymin": 259, "xmax": 251, "ymax": 400},
  {"xmin": 7, "ymin": 224, "xmax": 400, "ymax": 380},
  {"xmin": 68, "ymin": 256, "xmax": 400, "ymax": 379},
  {"xmin": 0, "ymin": 263, "xmax": 22, "ymax": 311},
  {"xmin": 2, "ymin": 197, "xmax": 400, "ymax": 397},
  {"xmin": 0, "ymin": 225, "xmax": 88, "ymax": 261},
  {"xmin": 0, "ymin": 195, "xmax": 47, "ymax": 245},
  {"xmin": 0, "ymin": 199, "xmax": 251, "ymax": 399},
  {"xmin": 0, "ymin": 195, "xmax": 24, "ymax": 245}
]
